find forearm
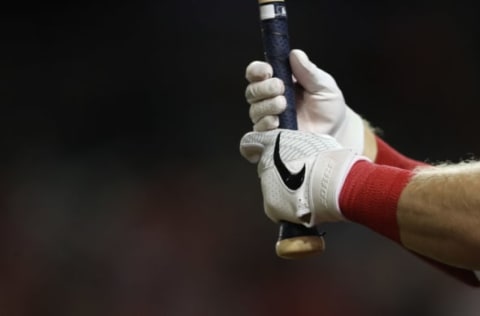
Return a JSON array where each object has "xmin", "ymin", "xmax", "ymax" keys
[
  {"xmin": 398, "ymin": 163, "xmax": 480, "ymax": 269},
  {"xmin": 362, "ymin": 122, "xmax": 480, "ymax": 268},
  {"xmin": 339, "ymin": 160, "xmax": 480, "ymax": 285}
]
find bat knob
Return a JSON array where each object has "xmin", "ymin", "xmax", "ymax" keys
[{"xmin": 275, "ymin": 221, "xmax": 326, "ymax": 259}]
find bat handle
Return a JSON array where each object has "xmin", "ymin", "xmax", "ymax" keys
[{"xmin": 259, "ymin": 0, "xmax": 325, "ymax": 259}]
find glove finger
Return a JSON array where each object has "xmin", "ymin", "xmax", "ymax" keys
[
  {"xmin": 245, "ymin": 61, "xmax": 273, "ymax": 83},
  {"xmin": 249, "ymin": 95, "xmax": 286, "ymax": 124},
  {"xmin": 239, "ymin": 132, "xmax": 269, "ymax": 163},
  {"xmin": 253, "ymin": 115, "xmax": 280, "ymax": 131},
  {"xmin": 245, "ymin": 78, "xmax": 284, "ymax": 104},
  {"xmin": 290, "ymin": 49, "xmax": 340, "ymax": 94}
]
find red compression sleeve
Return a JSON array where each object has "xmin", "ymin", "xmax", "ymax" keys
[
  {"xmin": 340, "ymin": 161, "xmax": 480, "ymax": 287},
  {"xmin": 375, "ymin": 136, "xmax": 428, "ymax": 170}
]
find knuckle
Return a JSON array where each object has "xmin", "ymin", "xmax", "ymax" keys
[
  {"xmin": 264, "ymin": 115, "xmax": 279, "ymax": 129},
  {"xmin": 251, "ymin": 97, "xmax": 284, "ymax": 123},
  {"xmin": 245, "ymin": 85, "xmax": 254, "ymax": 102},
  {"xmin": 272, "ymin": 96, "xmax": 287, "ymax": 113},
  {"xmin": 270, "ymin": 78, "xmax": 285, "ymax": 94},
  {"xmin": 246, "ymin": 61, "xmax": 272, "ymax": 82},
  {"xmin": 245, "ymin": 82, "xmax": 262, "ymax": 103},
  {"xmin": 249, "ymin": 104, "xmax": 259, "ymax": 123},
  {"xmin": 255, "ymin": 116, "xmax": 279, "ymax": 131},
  {"xmin": 247, "ymin": 79, "xmax": 281, "ymax": 103}
]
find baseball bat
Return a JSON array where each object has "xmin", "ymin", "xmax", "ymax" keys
[{"xmin": 257, "ymin": 0, "xmax": 325, "ymax": 259}]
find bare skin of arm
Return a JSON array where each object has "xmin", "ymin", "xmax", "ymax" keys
[
  {"xmin": 362, "ymin": 121, "xmax": 378, "ymax": 161},
  {"xmin": 362, "ymin": 123, "xmax": 480, "ymax": 270},
  {"xmin": 398, "ymin": 164, "xmax": 480, "ymax": 270}
]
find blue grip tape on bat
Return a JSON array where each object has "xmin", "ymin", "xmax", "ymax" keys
[{"xmin": 258, "ymin": 0, "xmax": 325, "ymax": 259}]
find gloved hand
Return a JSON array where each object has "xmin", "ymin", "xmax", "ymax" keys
[
  {"xmin": 240, "ymin": 129, "xmax": 367, "ymax": 227},
  {"xmin": 245, "ymin": 49, "xmax": 365, "ymax": 154}
]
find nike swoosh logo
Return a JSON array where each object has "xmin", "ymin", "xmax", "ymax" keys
[{"xmin": 274, "ymin": 132, "xmax": 306, "ymax": 190}]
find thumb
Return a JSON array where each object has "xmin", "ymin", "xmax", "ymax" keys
[
  {"xmin": 289, "ymin": 49, "xmax": 337, "ymax": 94},
  {"xmin": 239, "ymin": 131, "xmax": 268, "ymax": 163}
]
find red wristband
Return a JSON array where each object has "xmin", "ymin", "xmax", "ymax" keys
[
  {"xmin": 375, "ymin": 136, "xmax": 428, "ymax": 170},
  {"xmin": 339, "ymin": 160, "xmax": 412, "ymax": 242}
]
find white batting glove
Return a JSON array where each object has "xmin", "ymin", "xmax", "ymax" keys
[
  {"xmin": 240, "ymin": 129, "xmax": 367, "ymax": 227},
  {"xmin": 245, "ymin": 49, "xmax": 364, "ymax": 154}
]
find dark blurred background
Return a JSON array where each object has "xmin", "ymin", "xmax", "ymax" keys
[{"xmin": 0, "ymin": 0, "xmax": 479, "ymax": 315}]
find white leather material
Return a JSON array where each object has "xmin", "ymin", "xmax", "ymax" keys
[
  {"xmin": 240, "ymin": 129, "xmax": 367, "ymax": 227},
  {"xmin": 244, "ymin": 49, "xmax": 365, "ymax": 154}
]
